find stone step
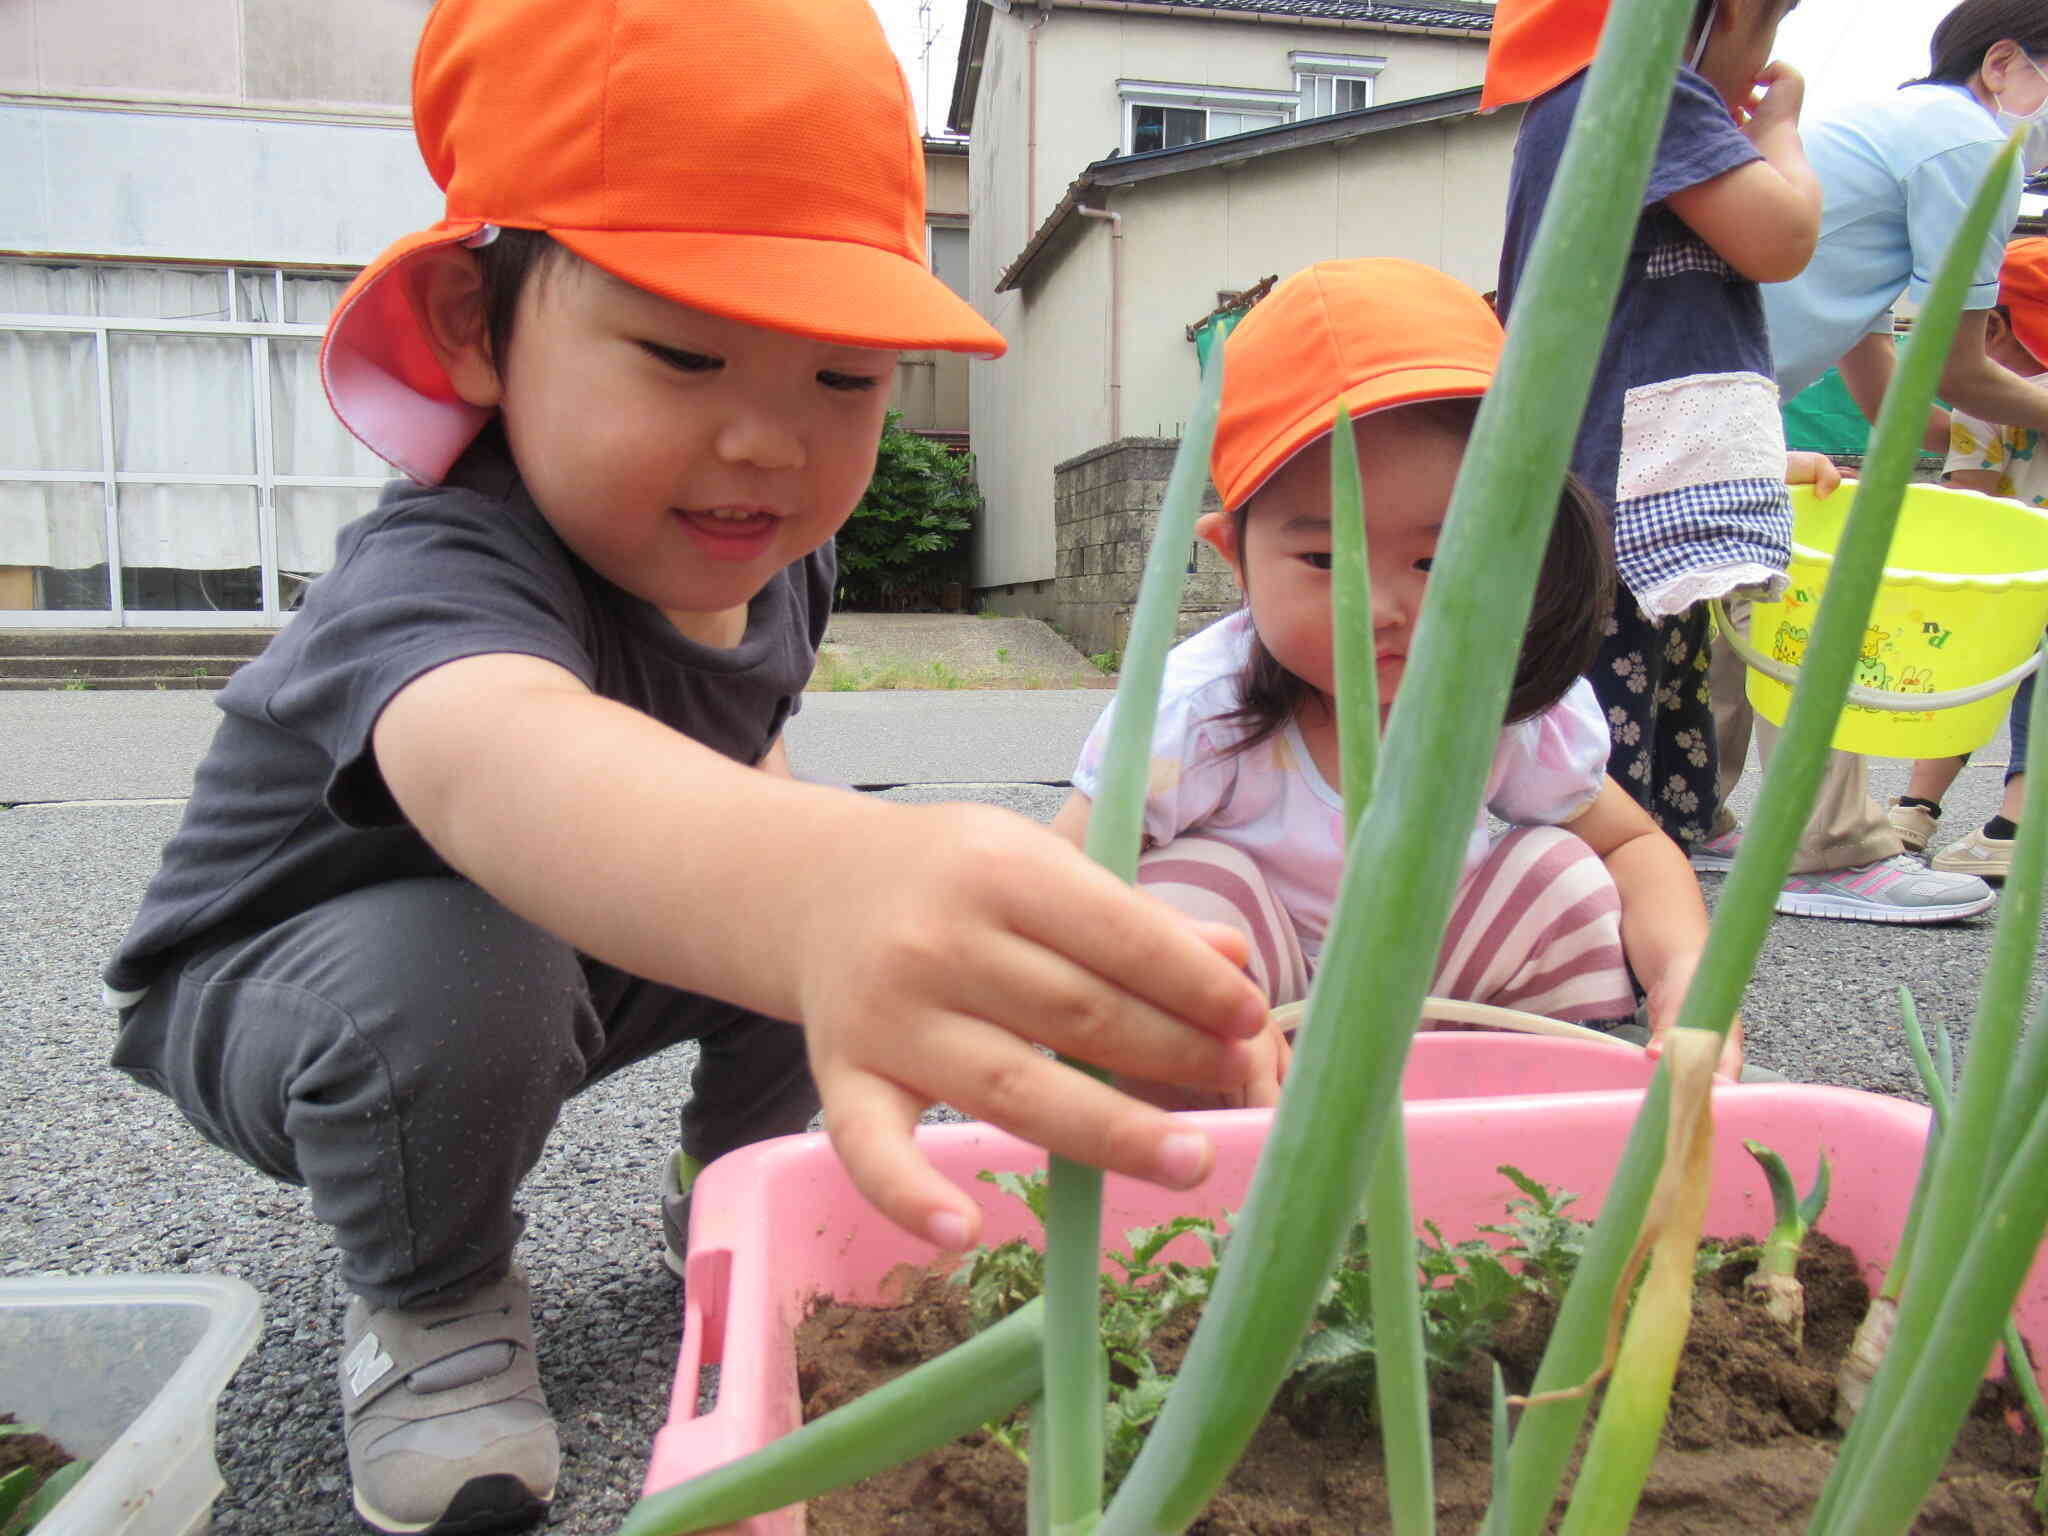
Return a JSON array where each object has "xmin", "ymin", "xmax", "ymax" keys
[
  {"xmin": 1, "ymin": 654, "xmax": 245, "ymax": 681},
  {"xmin": 0, "ymin": 674, "xmax": 227, "ymax": 691},
  {"xmin": 0, "ymin": 627, "xmax": 277, "ymax": 658}
]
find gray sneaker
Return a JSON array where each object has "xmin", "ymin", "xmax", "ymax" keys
[
  {"xmin": 1774, "ymin": 855, "xmax": 1996, "ymax": 924},
  {"xmin": 341, "ymin": 1265, "xmax": 558, "ymax": 1534},
  {"xmin": 660, "ymin": 1152, "xmax": 693, "ymax": 1279}
]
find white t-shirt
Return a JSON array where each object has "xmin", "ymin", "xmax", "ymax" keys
[
  {"xmin": 1070, "ymin": 611, "xmax": 1610, "ymax": 962},
  {"xmin": 1945, "ymin": 372, "xmax": 2048, "ymax": 508}
]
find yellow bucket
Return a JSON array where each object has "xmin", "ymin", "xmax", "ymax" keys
[{"xmin": 1735, "ymin": 482, "xmax": 2048, "ymax": 757}]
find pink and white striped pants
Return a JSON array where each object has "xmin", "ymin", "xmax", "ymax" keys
[{"xmin": 1137, "ymin": 825, "xmax": 1635, "ymax": 1026}]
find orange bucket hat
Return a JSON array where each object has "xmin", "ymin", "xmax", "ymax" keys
[
  {"xmin": 1480, "ymin": 0, "xmax": 1607, "ymax": 113},
  {"xmin": 1999, "ymin": 237, "xmax": 2048, "ymax": 367},
  {"xmin": 322, "ymin": 0, "xmax": 1007, "ymax": 484},
  {"xmin": 1210, "ymin": 259, "xmax": 1502, "ymax": 512}
]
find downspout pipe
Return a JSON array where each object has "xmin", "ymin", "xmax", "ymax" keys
[
  {"xmin": 1026, "ymin": 3, "xmax": 1048, "ymax": 237},
  {"xmin": 1076, "ymin": 204, "xmax": 1123, "ymax": 443}
]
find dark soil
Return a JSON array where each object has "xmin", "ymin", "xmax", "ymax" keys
[
  {"xmin": 794, "ymin": 1235, "xmax": 2046, "ymax": 1533},
  {"xmin": 0, "ymin": 1414, "xmax": 77, "ymax": 1489}
]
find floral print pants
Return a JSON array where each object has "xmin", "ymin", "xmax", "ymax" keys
[{"xmin": 1593, "ymin": 594, "xmax": 1717, "ymax": 849}]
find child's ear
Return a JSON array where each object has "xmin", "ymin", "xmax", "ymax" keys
[{"xmin": 405, "ymin": 247, "xmax": 504, "ymax": 409}]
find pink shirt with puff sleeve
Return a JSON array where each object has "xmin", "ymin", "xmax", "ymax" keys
[{"xmin": 1071, "ymin": 611, "xmax": 1609, "ymax": 963}]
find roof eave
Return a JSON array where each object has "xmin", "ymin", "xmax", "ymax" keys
[{"xmin": 995, "ymin": 84, "xmax": 1487, "ymax": 293}]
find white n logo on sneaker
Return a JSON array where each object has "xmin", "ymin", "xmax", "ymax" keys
[{"xmin": 343, "ymin": 1329, "xmax": 395, "ymax": 1399}]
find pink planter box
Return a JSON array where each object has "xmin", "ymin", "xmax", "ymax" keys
[{"xmin": 643, "ymin": 1037, "xmax": 2044, "ymax": 1533}]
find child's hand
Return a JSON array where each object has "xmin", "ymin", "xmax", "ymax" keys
[
  {"xmin": 1786, "ymin": 450, "xmax": 1842, "ymax": 498},
  {"xmin": 1113, "ymin": 1008, "xmax": 1292, "ymax": 1112},
  {"xmin": 1739, "ymin": 60, "xmax": 1806, "ymax": 137},
  {"xmin": 796, "ymin": 801, "xmax": 1271, "ymax": 1251},
  {"xmin": 1639, "ymin": 949, "xmax": 1744, "ymax": 1080}
]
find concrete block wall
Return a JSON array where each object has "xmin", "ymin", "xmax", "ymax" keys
[{"xmin": 1052, "ymin": 438, "xmax": 1240, "ymax": 658}]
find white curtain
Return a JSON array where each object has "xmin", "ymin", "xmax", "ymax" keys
[{"xmin": 0, "ymin": 261, "xmax": 386, "ymax": 582}]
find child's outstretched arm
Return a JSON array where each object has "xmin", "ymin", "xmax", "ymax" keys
[
  {"xmin": 1665, "ymin": 61, "xmax": 1821, "ymax": 284},
  {"xmin": 1565, "ymin": 779, "xmax": 1744, "ymax": 1078},
  {"xmin": 375, "ymin": 654, "xmax": 1270, "ymax": 1250}
]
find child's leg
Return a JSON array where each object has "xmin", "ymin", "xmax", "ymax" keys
[
  {"xmin": 1429, "ymin": 825, "xmax": 1635, "ymax": 1024},
  {"xmin": 1594, "ymin": 594, "xmax": 1718, "ymax": 849},
  {"xmin": 583, "ymin": 967, "xmax": 820, "ymax": 1171},
  {"xmin": 1707, "ymin": 604, "xmax": 1754, "ymax": 839},
  {"xmin": 1135, "ymin": 835, "xmax": 1310, "ymax": 1007},
  {"xmin": 112, "ymin": 877, "xmax": 581, "ymax": 1532}
]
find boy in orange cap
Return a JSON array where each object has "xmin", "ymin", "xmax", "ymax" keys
[
  {"xmin": 1052, "ymin": 259, "xmax": 1742, "ymax": 1097},
  {"xmin": 1887, "ymin": 236, "xmax": 2048, "ymax": 881},
  {"xmin": 98, "ymin": 1, "xmax": 1268, "ymax": 1530}
]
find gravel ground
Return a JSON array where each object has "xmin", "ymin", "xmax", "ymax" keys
[{"xmin": 1, "ymin": 732, "xmax": 2040, "ymax": 1535}]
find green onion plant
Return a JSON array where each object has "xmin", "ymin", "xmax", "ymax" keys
[
  {"xmin": 1740, "ymin": 1140, "xmax": 1829, "ymax": 1343},
  {"xmin": 614, "ymin": 7, "xmax": 2048, "ymax": 1526}
]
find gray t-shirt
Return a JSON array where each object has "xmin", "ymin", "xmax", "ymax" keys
[{"xmin": 105, "ymin": 428, "xmax": 831, "ymax": 995}]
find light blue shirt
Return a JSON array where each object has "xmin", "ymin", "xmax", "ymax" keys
[{"xmin": 1764, "ymin": 83, "xmax": 2020, "ymax": 398}]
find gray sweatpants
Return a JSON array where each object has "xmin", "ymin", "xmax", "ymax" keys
[{"xmin": 110, "ymin": 877, "xmax": 819, "ymax": 1308}]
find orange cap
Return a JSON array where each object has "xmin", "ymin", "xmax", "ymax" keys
[
  {"xmin": 1480, "ymin": 0, "xmax": 1607, "ymax": 113},
  {"xmin": 322, "ymin": 0, "xmax": 1007, "ymax": 484},
  {"xmin": 1999, "ymin": 237, "xmax": 2048, "ymax": 369},
  {"xmin": 1210, "ymin": 259, "xmax": 1501, "ymax": 512}
]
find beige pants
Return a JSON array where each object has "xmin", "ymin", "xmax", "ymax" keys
[{"xmin": 1709, "ymin": 599, "xmax": 1902, "ymax": 874}]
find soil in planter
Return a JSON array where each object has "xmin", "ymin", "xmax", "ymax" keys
[
  {"xmin": 794, "ymin": 1235, "xmax": 2046, "ymax": 1534},
  {"xmin": 0, "ymin": 1414, "xmax": 77, "ymax": 1490}
]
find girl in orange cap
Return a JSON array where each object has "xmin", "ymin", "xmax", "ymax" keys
[
  {"xmin": 1488, "ymin": 0, "xmax": 1827, "ymax": 868},
  {"xmin": 1052, "ymin": 260, "xmax": 1743, "ymax": 1105}
]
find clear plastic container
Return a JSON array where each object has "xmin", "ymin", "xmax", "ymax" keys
[{"xmin": 0, "ymin": 1274, "xmax": 262, "ymax": 1536}]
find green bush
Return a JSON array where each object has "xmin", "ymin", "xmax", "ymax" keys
[{"xmin": 835, "ymin": 411, "xmax": 979, "ymax": 610}]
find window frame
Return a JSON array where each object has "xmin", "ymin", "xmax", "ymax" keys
[
  {"xmin": 1289, "ymin": 51, "xmax": 1388, "ymax": 121},
  {"xmin": 0, "ymin": 258, "xmax": 387, "ymax": 628},
  {"xmin": 1115, "ymin": 79, "xmax": 1295, "ymax": 156}
]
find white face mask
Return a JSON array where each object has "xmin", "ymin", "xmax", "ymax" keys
[
  {"xmin": 1993, "ymin": 50, "xmax": 2048, "ymax": 175},
  {"xmin": 1689, "ymin": 0, "xmax": 1717, "ymax": 73}
]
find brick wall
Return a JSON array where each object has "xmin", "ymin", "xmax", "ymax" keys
[{"xmin": 1052, "ymin": 437, "xmax": 1240, "ymax": 658}]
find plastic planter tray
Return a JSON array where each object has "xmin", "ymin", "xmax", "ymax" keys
[
  {"xmin": 644, "ymin": 1044, "xmax": 2048, "ymax": 1534},
  {"xmin": 0, "ymin": 1274, "xmax": 262, "ymax": 1536}
]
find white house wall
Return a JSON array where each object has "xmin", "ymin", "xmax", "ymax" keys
[
  {"xmin": 972, "ymin": 106, "xmax": 1520, "ymax": 592},
  {"xmin": 1033, "ymin": 8, "xmax": 1487, "ymax": 193},
  {"xmin": 0, "ymin": 104, "xmax": 439, "ymax": 267}
]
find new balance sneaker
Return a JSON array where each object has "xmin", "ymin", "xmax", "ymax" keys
[
  {"xmin": 1885, "ymin": 799, "xmax": 1941, "ymax": 855},
  {"xmin": 1774, "ymin": 856, "xmax": 1997, "ymax": 924},
  {"xmin": 1930, "ymin": 824, "xmax": 2016, "ymax": 881},
  {"xmin": 341, "ymin": 1265, "xmax": 558, "ymax": 1535},
  {"xmin": 1690, "ymin": 827, "xmax": 1742, "ymax": 875}
]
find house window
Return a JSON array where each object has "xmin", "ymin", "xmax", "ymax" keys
[
  {"xmin": 0, "ymin": 256, "xmax": 392, "ymax": 625},
  {"xmin": 1291, "ymin": 52, "xmax": 1387, "ymax": 119},
  {"xmin": 1118, "ymin": 81, "xmax": 1294, "ymax": 155},
  {"xmin": 1131, "ymin": 104, "xmax": 1208, "ymax": 154}
]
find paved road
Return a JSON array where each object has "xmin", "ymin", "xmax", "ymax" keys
[{"xmin": 1, "ymin": 687, "xmax": 2038, "ymax": 1535}]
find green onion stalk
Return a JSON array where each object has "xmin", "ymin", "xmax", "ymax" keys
[
  {"xmin": 1042, "ymin": 325, "xmax": 1237, "ymax": 1534},
  {"xmin": 1829, "ymin": 988, "xmax": 1950, "ymax": 1429},
  {"xmin": 1808, "ymin": 613, "xmax": 2048, "ymax": 1536},
  {"xmin": 1740, "ymin": 1140, "xmax": 1830, "ymax": 1343},
  {"xmin": 1097, "ymin": 1, "xmax": 1708, "ymax": 1529},
  {"xmin": 615, "ymin": 1300, "xmax": 1047, "ymax": 1536},
  {"xmin": 1879, "ymin": 984, "xmax": 2048, "ymax": 1507},
  {"xmin": 1329, "ymin": 406, "xmax": 1433, "ymax": 1534}
]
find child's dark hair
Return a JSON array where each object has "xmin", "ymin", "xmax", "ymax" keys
[
  {"xmin": 471, "ymin": 227, "xmax": 570, "ymax": 371},
  {"xmin": 1218, "ymin": 399, "xmax": 1614, "ymax": 752},
  {"xmin": 1913, "ymin": 0, "xmax": 2048, "ymax": 85}
]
